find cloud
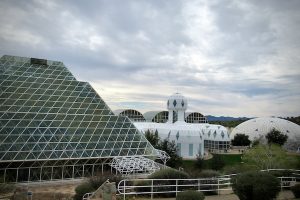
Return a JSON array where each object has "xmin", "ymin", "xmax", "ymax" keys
[{"xmin": 0, "ymin": 0, "xmax": 299, "ymax": 117}]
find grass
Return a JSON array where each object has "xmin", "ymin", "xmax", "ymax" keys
[
  {"xmin": 182, "ymin": 154, "xmax": 242, "ymax": 170},
  {"xmin": 182, "ymin": 152, "xmax": 299, "ymax": 176},
  {"xmin": 218, "ymin": 154, "xmax": 242, "ymax": 166}
]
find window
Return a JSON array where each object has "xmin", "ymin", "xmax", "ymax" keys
[
  {"xmin": 189, "ymin": 144, "xmax": 193, "ymax": 156},
  {"xmin": 177, "ymin": 143, "xmax": 181, "ymax": 156}
]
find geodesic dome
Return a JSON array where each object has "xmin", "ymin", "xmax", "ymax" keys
[{"xmin": 231, "ymin": 117, "xmax": 300, "ymax": 151}]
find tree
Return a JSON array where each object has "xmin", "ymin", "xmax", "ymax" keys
[
  {"xmin": 195, "ymin": 153, "xmax": 204, "ymax": 169},
  {"xmin": 144, "ymin": 130, "xmax": 182, "ymax": 168},
  {"xmin": 210, "ymin": 154, "xmax": 225, "ymax": 170},
  {"xmin": 232, "ymin": 171, "xmax": 280, "ymax": 200},
  {"xmin": 242, "ymin": 144, "xmax": 298, "ymax": 170},
  {"xmin": 145, "ymin": 129, "xmax": 160, "ymax": 148},
  {"xmin": 157, "ymin": 139, "xmax": 182, "ymax": 168},
  {"xmin": 231, "ymin": 134, "xmax": 251, "ymax": 146},
  {"xmin": 265, "ymin": 128, "xmax": 288, "ymax": 146}
]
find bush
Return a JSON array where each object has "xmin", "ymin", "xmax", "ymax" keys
[
  {"xmin": 195, "ymin": 154, "xmax": 205, "ymax": 169},
  {"xmin": 73, "ymin": 182, "xmax": 94, "ymax": 200},
  {"xmin": 198, "ymin": 170, "xmax": 220, "ymax": 178},
  {"xmin": 223, "ymin": 164, "xmax": 258, "ymax": 174},
  {"xmin": 197, "ymin": 170, "xmax": 220, "ymax": 196},
  {"xmin": 134, "ymin": 179, "xmax": 152, "ymax": 194},
  {"xmin": 74, "ymin": 172, "xmax": 122, "ymax": 200},
  {"xmin": 148, "ymin": 168, "xmax": 189, "ymax": 179},
  {"xmin": 210, "ymin": 154, "xmax": 225, "ymax": 170},
  {"xmin": 146, "ymin": 168, "xmax": 189, "ymax": 198},
  {"xmin": 89, "ymin": 172, "xmax": 122, "ymax": 189},
  {"xmin": 232, "ymin": 134, "xmax": 251, "ymax": 146},
  {"xmin": 291, "ymin": 184, "xmax": 300, "ymax": 198},
  {"xmin": 266, "ymin": 128, "xmax": 288, "ymax": 146},
  {"xmin": 232, "ymin": 171, "xmax": 280, "ymax": 200},
  {"xmin": 267, "ymin": 170, "xmax": 293, "ymax": 178},
  {"xmin": 0, "ymin": 183, "xmax": 15, "ymax": 194},
  {"xmin": 176, "ymin": 190, "xmax": 205, "ymax": 200}
]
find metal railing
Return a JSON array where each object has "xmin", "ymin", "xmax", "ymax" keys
[
  {"xmin": 117, "ymin": 169, "xmax": 299, "ymax": 200},
  {"xmin": 118, "ymin": 177, "xmax": 232, "ymax": 200}
]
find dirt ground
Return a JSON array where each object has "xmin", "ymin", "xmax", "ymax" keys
[{"xmin": 10, "ymin": 179, "xmax": 83, "ymax": 200}]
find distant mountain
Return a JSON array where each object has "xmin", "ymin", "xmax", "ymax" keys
[{"xmin": 205, "ymin": 115, "xmax": 251, "ymax": 122}]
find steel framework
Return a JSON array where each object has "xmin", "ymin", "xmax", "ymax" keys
[
  {"xmin": 0, "ymin": 55, "xmax": 157, "ymax": 182},
  {"xmin": 109, "ymin": 156, "xmax": 160, "ymax": 175}
]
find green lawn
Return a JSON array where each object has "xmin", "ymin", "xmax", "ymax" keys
[
  {"xmin": 218, "ymin": 154, "xmax": 242, "ymax": 166},
  {"xmin": 181, "ymin": 154, "xmax": 242, "ymax": 173},
  {"xmin": 183, "ymin": 154, "xmax": 241, "ymax": 166},
  {"xmin": 181, "ymin": 153, "xmax": 299, "ymax": 175}
]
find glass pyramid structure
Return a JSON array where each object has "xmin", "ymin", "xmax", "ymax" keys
[{"xmin": 0, "ymin": 55, "xmax": 156, "ymax": 182}]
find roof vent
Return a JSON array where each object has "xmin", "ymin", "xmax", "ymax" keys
[{"xmin": 30, "ymin": 58, "xmax": 47, "ymax": 66}]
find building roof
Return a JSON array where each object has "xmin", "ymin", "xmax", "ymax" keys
[
  {"xmin": 231, "ymin": 117, "xmax": 300, "ymax": 150},
  {"xmin": 143, "ymin": 111, "xmax": 167, "ymax": 121},
  {"xmin": 0, "ymin": 55, "xmax": 156, "ymax": 162}
]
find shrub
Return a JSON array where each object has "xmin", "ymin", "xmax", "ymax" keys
[
  {"xmin": 223, "ymin": 164, "xmax": 257, "ymax": 174},
  {"xmin": 210, "ymin": 154, "xmax": 225, "ymax": 170},
  {"xmin": 198, "ymin": 170, "xmax": 220, "ymax": 178},
  {"xmin": 195, "ymin": 154, "xmax": 205, "ymax": 170},
  {"xmin": 157, "ymin": 139, "xmax": 183, "ymax": 168},
  {"xmin": 197, "ymin": 170, "xmax": 220, "ymax": 195},
  {"xmin": 176, "ymin": 190, "xmax": 205, "ymax": 200},
  {"xmin": 232, "ymin": 171, "xmax": 280, "ymax": 200},
  {"xmin": 291, "ymin": 184, "xmax": 300, "ymax": 198},
  {"xmin": 148, "ymin": 168, "xmax": 189, "ymax": 179},
  {"xmin": 74, "ymin": 172, "xmax": 122, "ymax": 200},
  {"xmin": 266, "ymin": 128, "xmax": 288, "ymax": 146},
  {"xmin": 134, "ymin": 179, "xmax": 152, "ymax": 194},
  {"xmin": 74, "ymin": 182, "xmax": 94, "ymax": 200},
  {"xmin": 232, "ymin": 134, "xmax": 251, "ymax": 146},
  {"xmin": 147, "ymin": 168, "xmax": 189, "ymax": 198},
  {"xmin": 267, "ymin": 170, "xmax": 293, "ymax": 178},
  {"xmin": 0, "ymin": 183, "xmax": 15, "ymax": 194},
  {"xmin": 89, "ymin": 172, "xmax": 122, "ymax": 189}
]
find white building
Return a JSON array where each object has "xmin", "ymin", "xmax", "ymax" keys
[
  {"xmin": 116, "ymin": 93, "xmax": 231, "ymax": 159},
  {"xmin": 231, "ymin": 117, "xmax": 300, "ymax": 151}
]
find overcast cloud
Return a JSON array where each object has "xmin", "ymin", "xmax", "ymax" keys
[{"xmin": 1, "ymin": 0, "xmax": 299, "ymax": 117}]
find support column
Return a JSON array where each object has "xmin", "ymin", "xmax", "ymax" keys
[
  {"xmin": 28, "ymin": 168, "xmax": 31, "ymax": 182},
  {"xmin": 51, "ymin": 167, "xmax": 53, "ymax": 181},
  {"xmin": 61, "ymin": 167, "xmax": 64, "ymax": 180},
  {"xmin": 16, "ymin": 169, "xmax": 19, "ymax": 183},
  {"xmin": 82, "ymin": 165, "xmax": 85, "ymax": 178},
  {"xmin": 4, "ymin": 169, "xmax": 6, "ymax": 183},
  {"xmin": 168, "ymin": 110, "xmax": 173, "ymax": 123},
  {"xmin": 40, "ymin": 168, "xmax": 42, "ymax": 182}
]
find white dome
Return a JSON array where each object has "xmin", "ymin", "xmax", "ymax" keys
[
  {"xmin": 167, "ymin": 93, "xmax": 187, "ymax": 111},
  {"xmin": 231, "ymin": 117, "xmax": 300, "ymax": 151}
]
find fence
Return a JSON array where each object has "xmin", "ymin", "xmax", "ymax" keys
[
  {"xmin": 118, "ymin": 177, "xmax": 231, "ymax": 200},
  {"xmin": 117, "ymin": 172, "xmax": 299, "ymax": 200}
]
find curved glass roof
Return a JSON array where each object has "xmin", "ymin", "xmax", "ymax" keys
[
  {"xmin": 114, "ymin": 109, "xmax": 145, "ymax": 122},
  {"xmin": 185, "ymin": 112, "xmax": 208, "ymax": 123},
  {"xmin": 143, "ymin": 111, "xmax": 168, "ymax": 123}
]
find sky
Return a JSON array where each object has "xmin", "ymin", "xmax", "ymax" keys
[{"xmin": 0, "ymin": 0, "xmax": 300, "ymax": 117}]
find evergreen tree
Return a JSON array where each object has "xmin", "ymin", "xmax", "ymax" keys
[
  {"xmin": 231, "ymin": 134, "xmax": 251, "ymax": 146},
  {"xmin": 157, "ymin": 139, "xmax": 182, "ymax": 168},
  {"xmin": 266, "ymin": 128, "xmax": 288, "ymax": 146}
]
